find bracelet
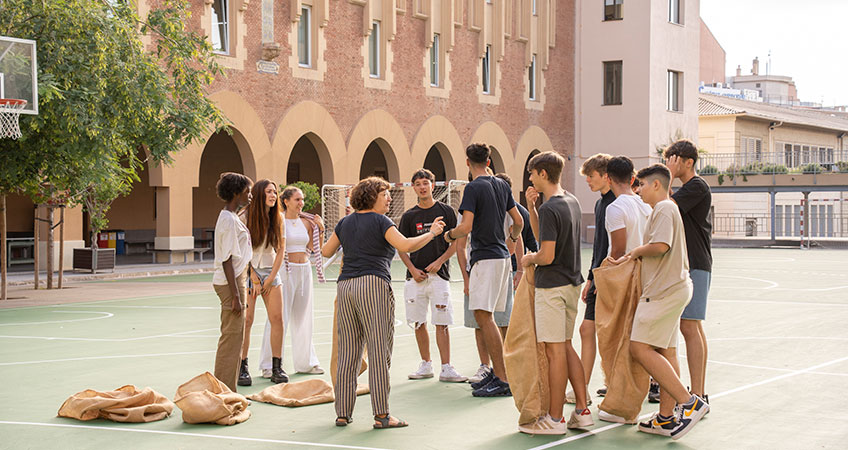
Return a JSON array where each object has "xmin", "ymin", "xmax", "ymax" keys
[
  {"xmin": 445, "ymin": 229, "xmax": 454, "ymax": 242},
  {"xmin": 508, "ymin": 234, "xmax": 519, "ymax": 242}
]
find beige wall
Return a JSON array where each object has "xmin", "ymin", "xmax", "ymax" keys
[
  {"xmin": 699, "ymin": 19, "xmax": 725, "ymax": 85},
  {"xmin": 698, "ymin": 115, "xmax": 737, "ymax": 153}
]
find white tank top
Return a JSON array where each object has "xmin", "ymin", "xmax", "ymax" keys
[{"xmin": 286, "ymin": 217, "xmax": 309, "ymax": 253}]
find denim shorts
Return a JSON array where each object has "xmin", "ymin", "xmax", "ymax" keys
[
  {"xmin": 681, "ymin": 269, "xmax": 711, "ymax": 320},
  {"xmin": 248, "ymin": 267, "xmax": 283, "ymax": 289}
]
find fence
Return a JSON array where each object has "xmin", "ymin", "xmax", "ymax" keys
[
  {"xmin": 712, "ymin": 198, "xmax": 848, "ymax": 239},
  {"xmin": 696, "ymin": 150, "xmax": 848, "ymax": 176}
]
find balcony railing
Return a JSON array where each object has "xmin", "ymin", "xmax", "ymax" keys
[{"xmin": 695, "ymin": 150, "xmax": 848, "ymax": 176}]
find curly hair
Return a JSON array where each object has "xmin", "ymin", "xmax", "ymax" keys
[
  {"xmin": 664, "ymin": 139, "xmax": 699, "ymax": 163},
  {"xmin": 411, "ymin": 168, "xmax": 435, "ymax": 184},
  {"xmin": 216, "ymin": 172, "xmax": 252, "ymax": 202},
  {"xmin": 246, "ymin": 179, "xmax": 283, "ymax": 250},
  {"xmin": 350, "ymin": 177, "xmax": 391, "ymax": 211}
]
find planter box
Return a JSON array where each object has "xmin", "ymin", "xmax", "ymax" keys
[{"xmin": 73, "ymin": 248, "xmax": 116, "ymax": 273}]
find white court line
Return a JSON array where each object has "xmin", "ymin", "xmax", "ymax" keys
[
  {"xmin": 0, "ymin": 328, "xmax": 219, "ymax": 342},
  {"xmin": 713, "ymin": 299, "xmax": 848, "ymax": 307},
  {"xmin": 525, "ymin": 354, "xmax": 848, "ymax": 450},
  {"xmin": 0, "ymin": 311, "xmax": 114, "ymax": 326},
  {"xmin": 0, "ymin": 421, "xmax": 391, "ymax": 450},
  {"xmin": 703, "ymin": 358, "xmax": 848, "ymax": 377},
  {"xmin": 710, "ymin": 275, "xmax": 779, "ymax": 289},
  {"xmin": 64, "ymin": 305, "xmax": 218, "ymax": 310},
  {"xmin": 769, "ymin": 285, "xmax": 848, "ymax": 292}
]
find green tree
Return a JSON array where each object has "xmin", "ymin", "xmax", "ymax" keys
[{"xmin": 0, "ymin": 0, "xmax": 228, "ymax": 295}]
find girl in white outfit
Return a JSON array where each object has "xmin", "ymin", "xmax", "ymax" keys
[
  {"xmin": 240, "ymin": 179, "xmax": 288, "ymax": 385},
  {"xmin": 259, "ymin": 186, "xmax": 324, "ymax": 375}
]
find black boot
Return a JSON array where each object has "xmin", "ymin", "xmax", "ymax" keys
[
  {"xmin": 271, "ymin": 357, "xmax": 289, "ymax": 384},
  {"xmin": 238, "ymin": 358, "xmax": 252, "ymax": 386}
]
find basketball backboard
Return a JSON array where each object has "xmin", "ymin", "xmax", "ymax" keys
[{"xmin": 0, "ymin": 36, "xmax": 37, "ymax": 115}]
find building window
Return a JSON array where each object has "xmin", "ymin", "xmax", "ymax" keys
[
  {"xmin": 667, "ymin": 70, "xmax": 681, "ymax": 111},
  {"xmin": 482, "ymin": 45, "xmax": 491, "ymax": 94},
  {"xmin": 668, "ymin": 0, "xmax": 681, "ymax": 24},
  {"xmin": 298, "ymin": 6, "xmax": 312, "ymax": 67},
  {"xmin": 529, "ymin": 54, "xmax": 537, "ymax": 100},
  {"xmin": 430, "ymin": 34, "xmax": 440, "ymax": 86},
  {"xmin": 740, "ymin": 137, "xmax": 763, "ymax": 164},
  {"xmin": 604, "ymin": 0, "xmax": 623, "ymax": 21},
  {"xmin": 211, "ymin": 0, "xmax": 229, "ymax": 53},
  {"xmin": 603, "ymin": 61, "xmax": 622, "ymax": 105},
  {"xmin": 369, "ymin": 21, "xmax": 380, "ymax": 78}
]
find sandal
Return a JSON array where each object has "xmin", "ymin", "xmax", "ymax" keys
[
  {"xmin": 373, "ymin": 415, "xmax": 408, "ymax": 429},
  {"xmin": 335, "ymin": 416, "xmax": 352, "ymax": 427}
]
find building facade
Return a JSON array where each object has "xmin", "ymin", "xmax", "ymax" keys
[{"xmin": 9, "ymin": 0, "xmax": 578, "ymax": 265}]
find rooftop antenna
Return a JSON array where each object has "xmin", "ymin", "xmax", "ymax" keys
[{"xmin": 767, "ymin": 50, "xmax": 771, "ymax": 76}]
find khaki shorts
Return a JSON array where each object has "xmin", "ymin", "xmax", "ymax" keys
[
  {"xmin": 630, "ymin": 283, "xmax": 692, "ymax": 349},
  {"xmin": 534, "ymin": 284, "xmax": 580, "ymax": 343}
]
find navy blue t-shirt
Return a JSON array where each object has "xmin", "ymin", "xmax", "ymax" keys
[
  {"xmin": 459, "ymin": 175, "xmax": 515, "ymax": 267},
  {"xmin": 335, "ymin": 212, "xmax": 396, "ymax": 283},
  {"xmin": 511, "ymin": 203, "xmax": 538, "ymax": 272}
]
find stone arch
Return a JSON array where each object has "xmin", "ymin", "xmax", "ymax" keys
[
  {"xmin": 347, "ymin": 109, "xmax": 410, "ymax": 183},
  {"xmin": 514, "ymin": 125, "xmax": 556, "ymax": 201},
  {"xmin": 410, "ymin": 115, "xmax": 464, "ymax": 181},
  {"xmin": 272, "ymin": 100, "xmax": 346, "ymax": 185},
  {"xmin": 469, "ymin": 121, "xmax": 515, "ymax": 190}
]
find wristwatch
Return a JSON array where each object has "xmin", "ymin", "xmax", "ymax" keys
[{"xmin": 508, "ymin": 234, "xmax": 519, "ymax": 243}]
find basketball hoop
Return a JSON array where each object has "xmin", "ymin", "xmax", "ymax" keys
[{"xmin": 0, "ymin": 98, "xmax": 26, "ymax": 139}]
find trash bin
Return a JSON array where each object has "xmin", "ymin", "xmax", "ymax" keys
[
  {"xmin": 97, "ymin": 232, "xmax": 109, "ymax": 249},
  {"xmin": 108, "ymin": 232, "xmax": 117, "ymax": 250},
  {"xmin": 116, "ymin": 231, "xmax": 126, "ymax": 255}
]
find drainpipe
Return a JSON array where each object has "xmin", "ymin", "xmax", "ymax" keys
[{"xmin": 768, "ymin": 121, "xmax": 784, "ymax": 182}]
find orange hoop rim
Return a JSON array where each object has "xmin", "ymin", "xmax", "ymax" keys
[{"xmin": 0, "ymin": 98, "xmax": 27, "ymax": 107}]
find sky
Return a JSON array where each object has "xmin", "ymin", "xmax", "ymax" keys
[{"xmin": 700, "ymin": 0, "xmax": 848, "ymax": 107}]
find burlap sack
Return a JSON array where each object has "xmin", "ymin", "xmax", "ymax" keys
[
  {"xmin": 174, "ymin": 372, "xmax": 251, "ymax": 425},
  {"xmin": 593, "ymin": 258, "xmax": 650, "ymax": 421},
  {"xmin": 503, "ymin": 267, "xmax": 550, "ymax": 426},
  {"xmin": 58, "ymin": 385, "xmax": 174, "ymax": 423},
  {"xmin": 247, "ymin": 378, "xmax": 370, "ymax": 407}
]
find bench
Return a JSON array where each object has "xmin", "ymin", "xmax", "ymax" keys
[
  {"xmin": 124, "ymin": 229, "xmax": 156, "ymax": 255},
  {"xmin": 148, "ymin": 247, "xmax": 212, "ymax": 264},
  {"xmin": 6, "ymin": 237, "xmax": 35, "ymax": 265}
]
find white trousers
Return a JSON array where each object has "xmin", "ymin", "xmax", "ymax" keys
[{"xmin": 260, "ymin": 262, "xmax": 321, "ymax": 372}]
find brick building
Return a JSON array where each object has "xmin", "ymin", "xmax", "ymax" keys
[{"xmin": 9, "ymin": 0, "xmax": 577, "ymax": 264}]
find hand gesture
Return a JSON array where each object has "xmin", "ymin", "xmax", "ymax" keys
[
  {"xmin": 429, "ymin": 217, "xmax": 445, "ymax": 236},
  {"xmin": 521, "ymin": 253, "xmax": 535, "ymax": 268},
  {"xmin": 424, "ymin": 260, "xmax": 441, "ymax": 274},
  {"xmin": 607, "ymin": 253, "xmax": 631, "ymax": 266},
  {"xmin": 525, "ymin": 187, "xmax": 539, "ymax": 209},
  {"xmin": 581, "ymin": 280, "xmax": 593, "ymax": 303},
  {"xmin": 665, "ymin": 155, "xmax": 682, "ymax": 179},
  {"xmin": 412, "ymin": 268, "xmax": 428, "ymax": 283},
  {"xmin": 311, "ymin": 214, "xmax": 325, "ymax": 232}
]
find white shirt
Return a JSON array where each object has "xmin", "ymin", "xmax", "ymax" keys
[
  {"xmin": 213, "ymin": 210, "xmax": 253, "ymax": 285},
  {"xmin": 605, "ymin": 194, "xmax": 652, "ymax": 255},
  {"xmin": 250, "ymin": 238, "xmax": 276, "ymax": 269}
]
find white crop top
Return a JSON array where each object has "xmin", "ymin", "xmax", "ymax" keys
[{"xmin": 286, "ymin": 217, "xmax": 309, "ymax": 253}]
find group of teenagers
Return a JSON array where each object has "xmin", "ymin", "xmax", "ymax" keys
[{"xmin": 208, "ymin": 139, "xmax": 712, "ymax": 438}]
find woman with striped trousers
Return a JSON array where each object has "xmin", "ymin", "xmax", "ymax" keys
[{"xmin": 322, "ymin": 177, "xmax": 446, "ymax": 429}]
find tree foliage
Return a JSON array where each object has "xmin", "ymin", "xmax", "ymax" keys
[{"xmin": 0, "ymin": 0, "xmax": 227, "ymax": 236}]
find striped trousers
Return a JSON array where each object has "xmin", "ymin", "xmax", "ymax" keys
[{"xmin": 334, "ymin": 275, "xmax": 395, "ymax": 418}]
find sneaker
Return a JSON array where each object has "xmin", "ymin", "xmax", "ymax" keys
[
  {"xmin": 518, "ymin": 415, "xmax": 566, "ymax": 435},
  {"xmin": 468, "ymin": 364, "xmax": 491, "ymax": 384},
  {"xmin": 261, "ymin": 368, "xmax": 272, "ymax": 379},
  {"xmin": 670, "ymin": 395, "xmax": 710, "ymax": 440},
  {"xmin": 237, "ymin": 359, "xmax": 252, "ymax": 387},
  {"xmin": 596, "ymin": 387, "xmax": 607, "ymax": 397},
  {"xmin": 565, "ymin": 389, "xmax": 592, "ymax": 406},
  {"xmin": 470, "ymin": 369, "xmax": 496, "ymax": 390},
  {"xmin": 439, "ymin": 364, "xmax": 468, "ymax": 383},
  {"xmin": 648, "ymin": 382, "xmax": 661, "ymax": 403},
  {"xmin": 472, "ymin": 376, "xmax": 511, "ymax": 397},
  {"xmin": 703, "ymin": 394, "xmax": 710, "ymax": 415},
  {"xmin": 567, "ymin": 408, "xmax": 594, "ymax": 429},
  {"xmin": 299, "ymin": 365, "xmax": 325, "ymax": 375},
  {"xmin": 597, "ymin": 410, "xmax": 637, "ymax": 425},
  {"xmin": 408, "ymin": 360, "xmax": 434, "ymax": 380},
  {"xmin": 638, "ymin": 412, "xmax": 677, "ymax": 437}
]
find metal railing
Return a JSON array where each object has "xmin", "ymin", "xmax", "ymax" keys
[{"xmin": 695, "ymin": 150, "xmax": 848, "ymax": 176}]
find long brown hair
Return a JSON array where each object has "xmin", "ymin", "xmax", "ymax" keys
[{"xmin": 246, "ymin": 179, "xmax": 283, "ymax": 250}]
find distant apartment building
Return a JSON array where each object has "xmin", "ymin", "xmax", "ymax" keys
[
  {"xmin": 574, "ymin": 0, "xmax": 700, "ymax": 238},
  {"xmin": 728, "ymin": 57, "xmax": 800, "ymax": 106}
]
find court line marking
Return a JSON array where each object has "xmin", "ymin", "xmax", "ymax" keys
[
  {"xmin": 0, "ymin": 328, "xmax": 219, "ymax": 342},
  {"xmin": 0, "ymin": 311, "xmax": 114, "ymax": 327},
  {"xmin": 525, "ymin": 354, "xmax": 848, "ymax": 450},
  {"xmin": 713, "ymin": 299, "xmax": 848, "ymax": 307},
  {"xmin": 0, "ymin": 421, "xmax": 392, "ymax": 450},
  {"xmin": 710, "ymin": 275, "xmax": 779, "ymax": 289},
  {"xmin": 703, "ymin": 358, "xmax": 848, "ymax": 377}
]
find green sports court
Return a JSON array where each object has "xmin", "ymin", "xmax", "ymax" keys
[{"xmin": 1, "ymin": 247, "xmax": 846, "ymax": 449}]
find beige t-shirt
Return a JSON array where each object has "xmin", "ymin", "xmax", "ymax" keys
[{"xmin": 640, "ymin": 200, "xmax": 691, "ymax": 300}]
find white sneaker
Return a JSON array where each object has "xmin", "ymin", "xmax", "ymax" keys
[
  {"xmin": 468, "ymin": 364, "xmax": 491, "ymax": 384},
  {"xmin": 567, "ymin": 408, "xmax": 594, "ymax": 429},
  {"xmin": 261, "ymin": 368, "xmax": 272, "ymax": 379},
  {"xmin": 518, "ymin": 415, "xmax": 566, "ymax": 435},
  {"xmin": 598, "ymin": 410, "xmax": 637, "ymax": 424},
  {"xmin": 565, "ymin": 389, "xmax": 592, "ymax": 406},
  {"xmin": 439, "ymin": 364, "xmax": 468, "ymax": 382},
  {"xmin": 408, "ymin": 360, "xmax": 434, "ymax": 379},
  {"xmin": 298, "ymin": 365, "xmax": 325, "ymax": 375}
]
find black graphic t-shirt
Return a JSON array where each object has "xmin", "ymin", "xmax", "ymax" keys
[{"xmin": 398, "ymin": 202, "xmax": 457, "ymax": 281}]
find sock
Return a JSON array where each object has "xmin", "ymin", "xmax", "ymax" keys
[
  {"xmin": 657, "ymin": 414, "xmax": 673, "ymax": 421},
  {"xmin": 442, "ymin": 363, "xmax": 450, "ymax": 369},
  {"xmin": 683, "ymin": 394, "xmax": 697, "ymax": 406},
  {"xmin": 550, "ymin": 416, "xmax": 562, "ymax": 423}
]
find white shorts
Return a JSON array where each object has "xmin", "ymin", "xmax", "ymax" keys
[
  {"xmin": 404, "ymin": 275, "xmax": 452, "ymax": 327},
  {"xmin": 468, "ymin": 258, "xmax": 511, "ymax": 313}
]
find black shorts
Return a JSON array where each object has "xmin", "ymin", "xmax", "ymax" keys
[{"xmin": 583, "ymin": 289, "xmax": 596, "ymax": 321}]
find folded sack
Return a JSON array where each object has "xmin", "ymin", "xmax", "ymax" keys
[
  {"xmin": 247, "ymin": 378, "xmax": 370, "ymax": 407},
  {"xmin": 58, "ymin": 385, "xmax": 174, "ymax": 423},
  {"xmin": 593, "ymin": 258, "xmax": 650, "ymax": 421},
  {"xmin": 503, "ymin": 267, "xmax": 551, "ymax": 426},
  {"xmin": 174, "ymin": 372, "xmax": 251, "ymax": 425}
]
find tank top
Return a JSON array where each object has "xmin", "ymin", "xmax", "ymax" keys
[{"xmin": 286, "ymin": 217, "xmax": 309, "ymax": 253}]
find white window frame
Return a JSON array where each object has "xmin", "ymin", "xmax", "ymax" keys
[
  {"xmin": 298, "ymin": 5, "xmax": 312, "ymax": 68},
  {"xmin": 211, "ymin": 0, "xmax": 229, "ymax": 54},
  {"xmin": 369, "ymin": 21, "xmax": 381, "ymax": 78},
  {"xmin": 667, "ymin": 70, "xmax": 680, "ymax": 112},
  {"xmin": 482, "ymin": 45, "xmax": 491, "ymax": 94},
  {"xmin": 529, "ymin": 54, "xmax": 537, "ymax": 100},
  {"xmin": 430, "ymin": 34, "xmax": 440, "ymax": 86},
  {"xmin": 668, "ymin": 0, "xmax": 681, "ymax": 24}
]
